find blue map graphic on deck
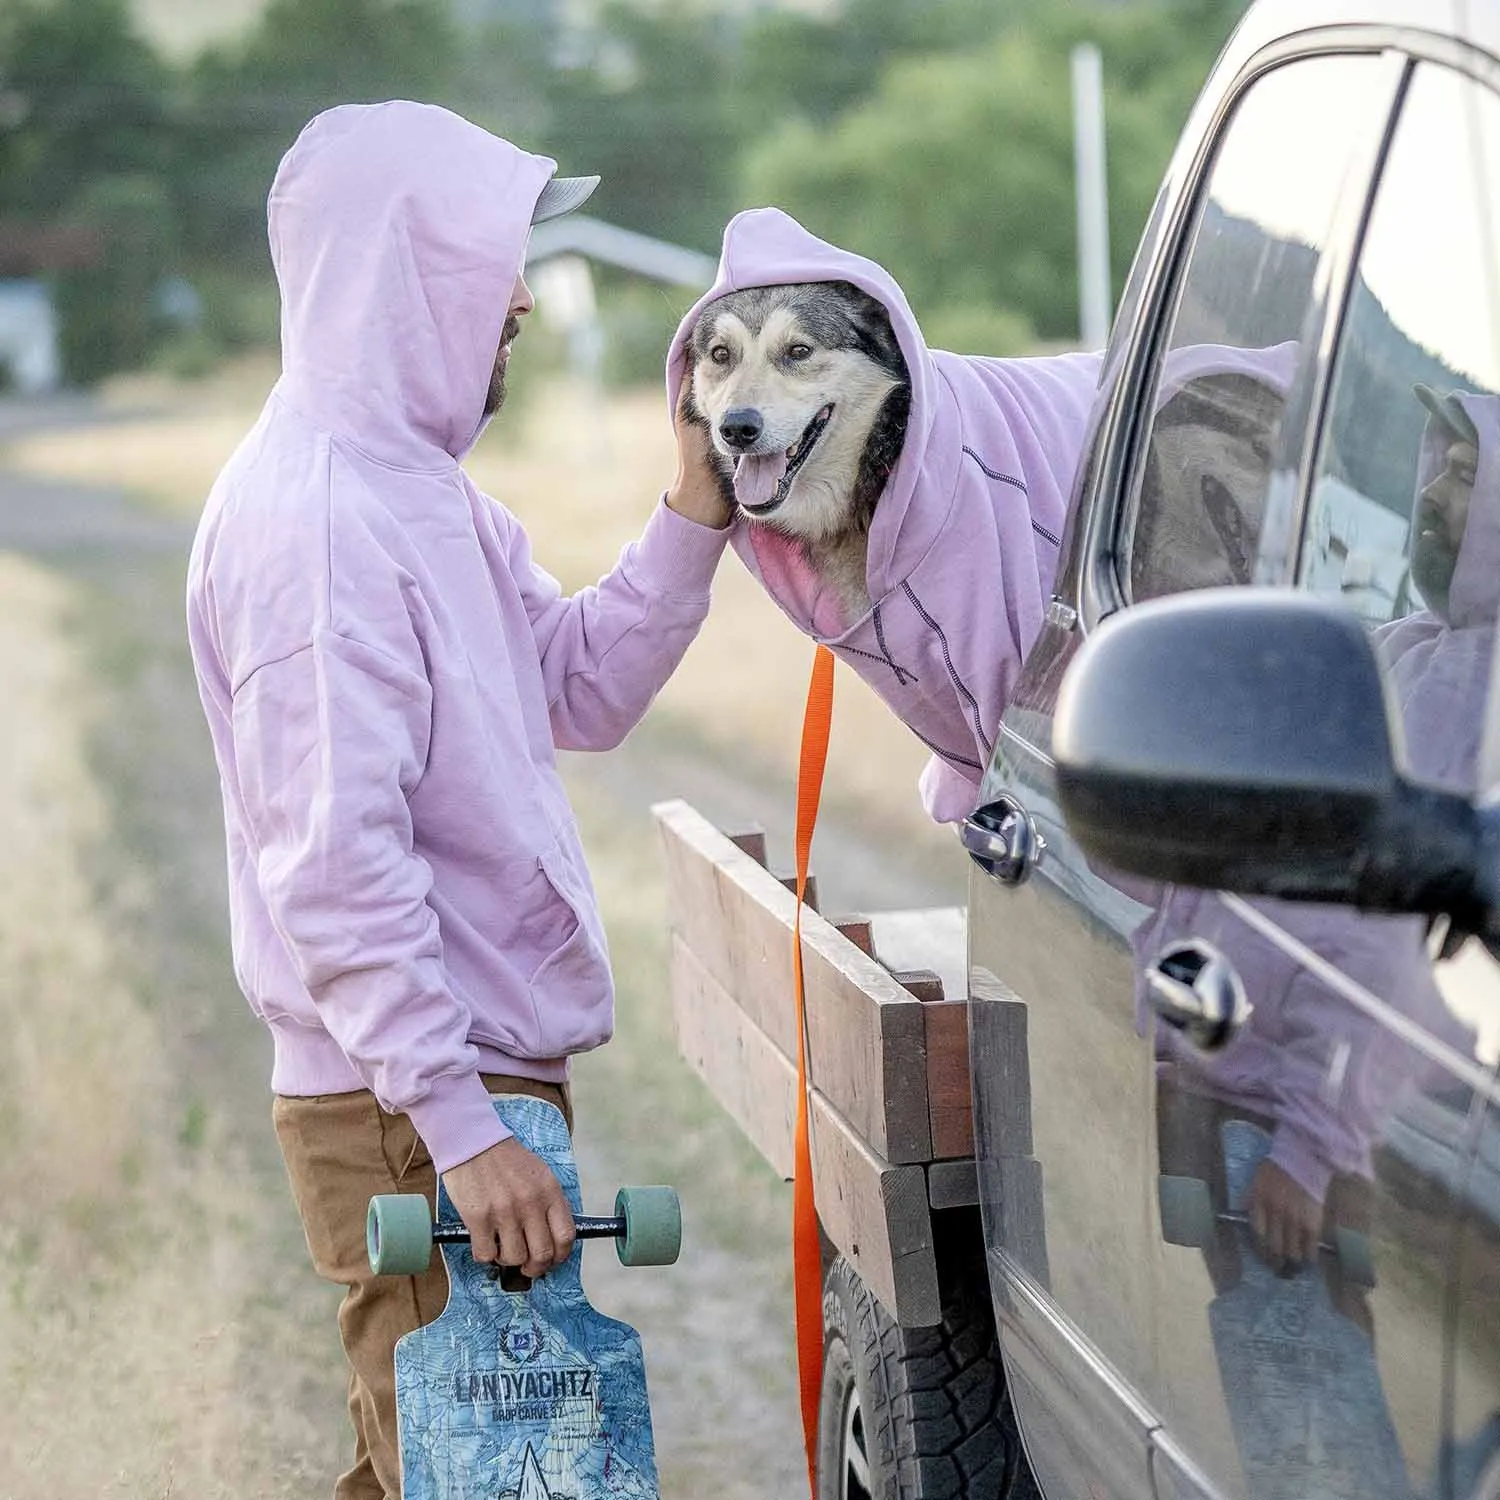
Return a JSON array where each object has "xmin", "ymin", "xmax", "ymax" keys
[{"xmin": 394, "ymin": 1095, "xmax": 661, "ymax": 1500}]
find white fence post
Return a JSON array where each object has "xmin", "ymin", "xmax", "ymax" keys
[{"xmin": 1072, "ymin": 42, "xmax": 1112, "ymax": 350}]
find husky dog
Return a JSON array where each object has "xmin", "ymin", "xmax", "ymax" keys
[{"xmin": 684, "ymin": 280, "xmax": 911, "ymax": 622}]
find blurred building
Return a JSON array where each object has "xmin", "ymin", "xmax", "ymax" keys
[
  {"xmin": 525, "ymin": 214, "xmax": 715, "ymax": 381},
  {"xmin": 0, "ymin": 224, "xmax": 101, "ymax": 394},
  {"xmin": 0, "ymin": 281, "xmax": 60, "ymax": 395}
]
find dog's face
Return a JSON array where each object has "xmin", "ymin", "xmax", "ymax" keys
[{"xmin": 686, "ymin": 281, "xmax": 908, "ymax": 540}]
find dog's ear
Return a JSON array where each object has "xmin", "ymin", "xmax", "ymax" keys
[{"xmin": 835, "ymin": 282, "xmax": 907, "ymax": 383}]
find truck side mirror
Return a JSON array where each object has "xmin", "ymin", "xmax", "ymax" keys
[{"xmin": 1053, "ymin": 589, "xmax": 1492, "ymax": 929}]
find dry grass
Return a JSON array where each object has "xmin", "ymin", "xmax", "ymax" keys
[{"xmin": 0, "ymin": 553, "xmax": 342, "ymax": 1499}]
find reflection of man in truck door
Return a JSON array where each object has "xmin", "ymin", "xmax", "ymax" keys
[{"xmin": 1140, "ymin": 382, "xmax": 1499, "ymax": 1500}]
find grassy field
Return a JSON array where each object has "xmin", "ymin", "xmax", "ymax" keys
[{"xmin": 0, "ymin": 547, "xmax": 342, "ymax": 1497}]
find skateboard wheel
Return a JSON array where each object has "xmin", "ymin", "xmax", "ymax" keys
[
  {"xmin": 1334, "ymin": 1225, "xmax": 1375, "ymax": 1288},
  {"xmin": 1157, "ymin": 1174, "xmax": 1215, "ymax": 1249},
  {"xmin": 614, "ymin": 1186, "xmax": 682, "ymax": 1267},
  {"xmin": 368, "ymin": 1194, "xmax": 435, "ymax": 1276}
]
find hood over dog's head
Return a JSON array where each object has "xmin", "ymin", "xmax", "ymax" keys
[{"xmin": 668, "ymin": 211, "xmax": 937, "ymax": 550}]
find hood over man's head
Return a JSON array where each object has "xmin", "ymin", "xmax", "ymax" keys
[
  {"xmin": 267, "ymin": 101, "xmax": 595, "ymax": 466},
  {"xmin": 1410, "ymin": 383, "xmax": 1500, "ymax": 626}
]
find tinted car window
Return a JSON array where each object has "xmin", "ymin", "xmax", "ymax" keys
[
  {"xmin": 1122, "ymin": 57, "xmax": 1392, "ymax": 602},
  {"xmin": 1301, "ymin": 56, "xmax": 1500, "ymax": 1069},
  {"xmin": 1301, "ymin": 64, "xmax": 1500, "ymax": 796}
]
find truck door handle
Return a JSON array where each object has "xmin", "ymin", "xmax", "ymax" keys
[
  {"xmin": 962, "ymin": 794, "xmax": 1045, "ymax": 886},
  {"xmin": 1146, "ymin": 940, "xmax": 1251, "ymax": 1052}
]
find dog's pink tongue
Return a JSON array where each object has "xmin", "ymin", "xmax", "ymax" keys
[{"xmin": 733, "ymin": 453, "xmax": 789, "ymax": 512}]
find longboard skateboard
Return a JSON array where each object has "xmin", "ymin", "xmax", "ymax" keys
[{"xmin": 366, "ymin": 1094, "xmax": 681, "ymax": 1500}]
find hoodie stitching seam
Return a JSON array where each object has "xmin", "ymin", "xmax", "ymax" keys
[
  {"xmin": 840, "ymin": 641, "xmax": 916, "ymax": 681},
  {"xmin": 961, "ymin": 445, "xmax": 1060, "ymax": 548},
  {"xmin": 232, "ymin": 630, "xmax": 430, "ymax": 700},
  {"xmin": 869, "ymin": 604, "xmax": 916, "ymax": 685},
  {"xmin": 962, "ymin": 446, "xmax": 1027, "ymax": 492},
  {"xmin": 232, "ymin": 642, "xmax": 317, "ymax": 698},
  {"xmin": 322, "ymin": 434, "xmax": 335, "ymax": 628},
  {"xmin": 909, "ymin": 725, "xmax": 985, "ymax": 773},
  {"xmin": 901, "ymin": 580, "xmax": 993, "ymax": 758}
]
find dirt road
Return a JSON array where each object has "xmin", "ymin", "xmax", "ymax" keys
[{"xmin": 0, "ymin": 385, "xmax": 964, "ymax": 1499}]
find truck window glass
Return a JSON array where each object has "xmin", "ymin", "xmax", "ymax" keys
[{"xmin": 1122, "ymin": 56, "xmax": 1389, "ymax": 602}]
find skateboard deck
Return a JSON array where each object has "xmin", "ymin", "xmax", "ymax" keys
[
  {"xmin": 393, "ymin": 1094, "xmax": 661, "ymax": 1500},
  {"xmin": 1207, "ymin": 1119, "xmax": 1406, "ymax": 1500}
]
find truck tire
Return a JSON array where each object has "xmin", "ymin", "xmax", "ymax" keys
[{"xmin": 816, "ymin": 1247, "xmax": 1037, "ymax": 1500}]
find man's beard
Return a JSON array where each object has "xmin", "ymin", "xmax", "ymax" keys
[
  {"xmin": 1410, "ymin": 513, "xmax": 1459, "ymax": 617},
  {"xmin": 484, "ymin": 315, "xmax": 522, "ymax": 417}
]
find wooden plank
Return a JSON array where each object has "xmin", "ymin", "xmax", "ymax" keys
[
  {"xmin": 812, "ymin": 1099, "xmax": 940, "ymax": 1327},
  {"xmin": 671, "ymin": 935, "xmax": 939, "ymax": 1325},
  {"xmin": 969, "ymin": 972, "xmax": 1034, "ymax": 1156},
  {"xmin": 726, "ymin": 828, "xmax": 768, "ymax": 867},
  {"xmin": 872, "ymin": 909, "xmax": 975, "ymax": 1157},
  {"xmin": 870, "ymin": 907, "xmax": 967, "ymax": 1003},
  {"xmin": 827, "ymin": 917, "xmax": 875, "ymax": 958},
  {"xmin": 654, "ymin": 800, "xmax": 932, "ymax": 1163},
  {"xmin": 890, "ymin": 967, "xmax": 945, "ymax": 1004},
  {"xmin": 671, "ymin": 937, "xmax": 796, "ymax": 1180},
  {"xmin": 928, "ymin": 1158, "xmax": 979, "ymax": 1210},
  {"xmin": 923, "ymin": 999, "xmax": 975, "ymax": 1159}
]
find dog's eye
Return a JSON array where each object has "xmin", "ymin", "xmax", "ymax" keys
[
  {"xmin": 709, "ymin": 345, "xmax": 731, "ymax": 365},
  {"xmin": 787, "ymin": 343, "xmax": 813, "ymax": 361}
]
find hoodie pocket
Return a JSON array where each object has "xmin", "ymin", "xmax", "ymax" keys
[{"xmin": 528, "ymin": 843, "xmax": 614, "ymax": 1050}]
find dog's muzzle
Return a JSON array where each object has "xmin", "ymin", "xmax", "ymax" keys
[{"xmin": 735, "ymin": 404, "xmax": 836, "ymax": 517}]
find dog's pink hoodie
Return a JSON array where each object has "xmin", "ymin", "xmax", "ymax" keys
[
  {"xmin": 187, "ymin": 102, "xmax": 729, "ymax": 1172},
  {"xmin": 668, "ymin": 209, "xmax": 1103, "ymax": 822}
]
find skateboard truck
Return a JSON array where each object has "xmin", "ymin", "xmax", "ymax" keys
[{"xmin": 367, "ymin": 1185, "xmax": 683, "ymax": 1276}]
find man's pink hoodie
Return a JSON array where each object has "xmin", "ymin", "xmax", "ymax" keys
[
  {"xmin": 667, "ymin": 209, "xmax": 1102, "ymax": 823},
  {"xmin": 186, "ymin": 102, "xmax": 728, "ymax": 1173}
]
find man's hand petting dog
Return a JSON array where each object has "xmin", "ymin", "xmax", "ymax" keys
[
  {"xmin": 443, "ymin": 1136, "xmax": 577, "ymax": 1280},
  {"xmin": 665, "ymin": 373, "xmax": 735, "ymax": 529}
]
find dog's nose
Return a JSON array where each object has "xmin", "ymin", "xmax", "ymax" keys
[{"xmin": 719, "ymin": 409, "xmax": 764, "ymax": 450}]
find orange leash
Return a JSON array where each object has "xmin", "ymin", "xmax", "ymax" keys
[{"xmin": 793, "ymin": 645, "xmax": 836, "ymax": 1496}]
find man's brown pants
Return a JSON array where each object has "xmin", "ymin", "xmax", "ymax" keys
[{"xmin": 274, "ymin": 1076, "xmax": 573, "ymax": 1500}]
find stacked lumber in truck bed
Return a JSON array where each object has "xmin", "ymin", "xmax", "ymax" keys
[{"xmin": 653, "ymin": 799, "xmax": 973, "ymax": 1328}]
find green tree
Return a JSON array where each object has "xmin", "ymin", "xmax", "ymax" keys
[
  {"xmin": 55, "ymin": 173, "xmax": 177, "ymax": 381},
  {"xmin": 540, "ymin": 1, "xmax": 743, "ymax": 252},
  {"xmin": 0, "ymin": 0, "xmax": 175, "ymax": 215},
  {"xmin": 740, "ymin": 0, "xmax": 1247, "ymax": 345},
  {"xmin": 174, "ymin": 0, "xmax": 462, "ymax": 270}
]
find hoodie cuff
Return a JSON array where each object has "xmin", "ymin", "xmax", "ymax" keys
[
  {"xmin": 627, "ymin": 496, "xmax": 732, "ymax": 601},
  {"xmin": 1268, "ymin": 1127, "xmax": 1334, "ymax": 1206},
  {"xmin": 405, "ymin": 1070, "xmax": 512, "ymax": 1175}
]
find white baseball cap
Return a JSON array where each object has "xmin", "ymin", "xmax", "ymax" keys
[{"xmin": 531, "ymin": 173, "xmax": 600, "ymax": 224}]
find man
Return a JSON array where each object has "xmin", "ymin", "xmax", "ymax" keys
[{"xmin": 185, "ymin": 101, "xmax": 731, "ymax": 1499}]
